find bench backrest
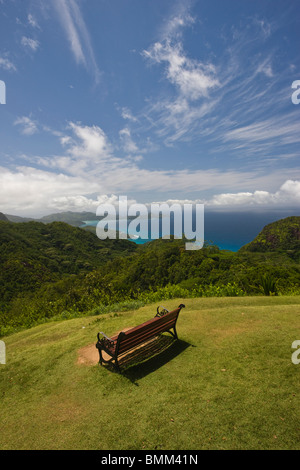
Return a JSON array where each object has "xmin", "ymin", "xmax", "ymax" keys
[{"xmin": 116, "ymin": 306, "xmax": 182, "ymax": 356}]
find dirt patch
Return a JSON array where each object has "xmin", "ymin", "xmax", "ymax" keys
[
  {"xmin": 77, "ymin": 343, "xmax": 99, "ymax": 366},
  {"xmin": 77, "ymin": 327, "xmax": 133, "ymax": 366}
]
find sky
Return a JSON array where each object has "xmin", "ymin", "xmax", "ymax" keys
[{"xmin": 0, "ymin": 0, "xmax": 299, "ymax": 217}]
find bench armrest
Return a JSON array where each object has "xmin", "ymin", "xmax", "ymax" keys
[
  {"xmin": 97, "ymin": 332, "xmax": 115, "ymax": 349},
  {"xmin": 155, "ymin": 305, "xmax": 170, "ymax": 317},
  {"xmin": 98, "ymin": 331, "xmax": 112, "ymax": 341}
]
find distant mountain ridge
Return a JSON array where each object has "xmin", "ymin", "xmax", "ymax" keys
[
  {"xmin": 5, "ymin": 211, "xmax": 97, "ymax": 226},
  {"xmin": 0, "ymin": 212, "xmax": 9, "ymax": 222},
  {"xmin": 4, "ymin": 210, "xmax": 300, "ymax": 251}
]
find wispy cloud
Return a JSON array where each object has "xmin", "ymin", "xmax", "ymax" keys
[
  {"xmin": 221, "ymin": 113, "xmax": 300, "ymax": 162},
  {"xmin": 224, "ymin": 119, "xmax": 299, "ymax": 145},
  {"xmin": 21, "ymin": 36, "xmax": 40, "ymax": 52},
  {"xmin": 136, "ymin": 4, "xmax": 299, "ymax": 162},
  {"xmin": 53, "ymin": 0, "xmax": 100, "ymax": 83},
  {"xmin": 14, "ymin": 116, "xmax": 38, "ymax": 135},
  {"xmin": 27, "ymin": 13, "xmax": 40, "ymax": 29},
  {"xmin": 141, "ymin": 6, "xmax": 221, "ymax": 146},
  {"xmin": 120, "ymin": 107, "xmax": 138, "ymax": 123},
  {"xmin": 252, "ymin": 18, "xmax": 272, "ymax": 39},
  {"xmin": 28, "ymin": 121, "xmax": 300, "ymax": 194},
  {"xmin": 0, "ymin": 56, "xmax": 16, "ymax": 71},
  {"xmin": 158, "ymin": 0, "xmax": 195, "ymax": 41},
  {"xmin": 255, "ymin": 56, "xmax": 274, "ymax": 78},
  {"xmin": 143, "ymin": 41, "xmax": 219, "ymax": 101},
  {"xmin": 119, "ymin": 127, "xmax": 139, "ymax": 154}
]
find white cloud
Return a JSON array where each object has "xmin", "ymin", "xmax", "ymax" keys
[
  {"xmin": 255, "ymin": 57, "xmax": 273, "ymax": 78},
  {"xmin": 53, "ymin": 0, "xmax": 100, "ymax": 83},
  {"xmin": 21, "ymin": 36, "xmax": 40, "ymax": 52},
  {"xmin": 28, "ymin": 14, "xmax": 40, "ymax": 29},
  {"xmin": 223, "ymin": 115, "xmax": 300, "ymax": 147},
  {"xmin": 37, "ymin": 121, "xmax": 124, "ymax": 177},
  {"xmin": 119, "ymin": 127, "xmax": 139, "ymax": 153},
  {"xmin": 140, "ymin": 6, "xmax": 220, "ymax": 145},
  {"xmin": 146, "ymin": 96, "xmax": 219, "ymax": 145},
  {"xmin": 141, "ymin": 39, "xmax": 220, "ymax": 145},
  {"xmin": 0, "ymin": 57, "xmax": 16, "ymax": 71},
  {"xmin": 206, "ymin": 180, "xmax": 300, "ymax": 209},
  {"xmin": 14, "ymin": 116, "xmax": 38, "ymax": 135},
  {"xmin": 0, "ymin": 166, "xmax": 99, "ymax": 216},
  {"xmin": 49, "ymin": 194, "xmax": 137, "ymax": 212},
  {"xmin": 253, "ymin": 19, "xmax": 272, "ymax": 39},
  {"xmin": 143, "ymin": 40, "xmax": 219, "ymax": 101},
  {"xmin": 143, "ymin": 1, "xmax": 219, "ymax": 101},
  {"xmin": 4, "ymin": 117, "xmax": 300, "ymax": 216},
  {"xmin": 121, "ymin": 107, "xmax": 138, "ymax": 122},
  {"xmin": 34, "ymin": 122, "xmax": 300, "ymax": 193},
  {"xmin": 149, "ymin": 180, "xmax": 300, "ymax": 211},
  {"xmin": 1, "ymin": 158, "xmax": 299, "ymax": 216},
  {"xmin": 66, "ymin": 122, "xmax": 113, "ymax": 160},
  {"xmin": 160, "ymin": 5, "xmax": 195, "ymax": 41},
  {"xmin": 280, "ymin": 179, "xmax": 300, "ymax": 199}
]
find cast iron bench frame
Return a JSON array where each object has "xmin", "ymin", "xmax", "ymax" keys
[{"xmin": 96, "ymin": 304, "xmax": 185, "ymax": 372}]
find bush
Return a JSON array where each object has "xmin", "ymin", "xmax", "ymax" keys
[{"xmin": 259, "ymin": 274, "xmax": 278, "ymax": 296}]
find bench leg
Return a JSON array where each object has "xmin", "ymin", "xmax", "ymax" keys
[
  {"xmin": 173, "ymin": 325, "xmax": 178, "ymax": 340},
  {"xmin": 97, "ymin": 347, "xmax": 121, "ymax": 373},
  {"xmin": 166, "ymin": 326, "xmax": 178, "ymax": 340},
  {"xmin": 97, "ymin": 347, "xmax": 103, "ymax": 366},
  {"xmin": 114, "ymin": 358, "xmax": 121, "ymax": 373}
]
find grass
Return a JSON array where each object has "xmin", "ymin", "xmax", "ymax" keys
[{"xmin": 0, "ymin": 296, "xmax": 300, "ymax": 450}]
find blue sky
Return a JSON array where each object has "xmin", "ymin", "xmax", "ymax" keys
[{"xmin": 0, "ymin": 0, "xmax": 299, "ymax": 216}]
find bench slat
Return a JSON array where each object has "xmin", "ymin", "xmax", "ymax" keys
[{"xmin": 117, "ymin": 310, "xmax": 180, "ymax": 354}]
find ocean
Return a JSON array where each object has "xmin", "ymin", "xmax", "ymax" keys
[{"xmin": 82, "ymin": 210, "xmax": 299, "ymax": 252}]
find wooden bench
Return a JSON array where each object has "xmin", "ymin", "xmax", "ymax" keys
[{"xmin": 96, "ymin": 304, "xmax": 185, "ymax": 372}]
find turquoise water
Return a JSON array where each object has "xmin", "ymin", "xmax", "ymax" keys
[
  {"xmin": 82, "ymin": 210, "xmax": 299, "ymax": 252},
  {"xmin": 81, "ymin": 218, "xmax": 241, "ymax": 251}
]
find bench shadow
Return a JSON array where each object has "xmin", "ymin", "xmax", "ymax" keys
[{"xmin": 102, "ymin": 335, "xmax": 192, "ymax": 383}]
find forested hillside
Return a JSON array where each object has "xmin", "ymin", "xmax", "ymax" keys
[
  {"xmin": 0, "ymin": 220, "xmax": 136, "ymax": 303},
  {"xmin": 240, "ymin": 216, "xmax": 300, "ymax": 253},
  {"xmin": 0, "ymin": 212, "xmax": 9, "ymax": 222},
  {"xmin": 0, "ymin": 216, "xmax": 299, "ymax": 336}
]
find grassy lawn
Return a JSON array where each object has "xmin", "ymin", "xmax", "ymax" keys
[{"xmin": 1, "ymin": 296, "xmax": 300, "ymax": 450}]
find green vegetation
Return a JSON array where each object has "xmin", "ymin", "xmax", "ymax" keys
[
  {"xmin": 0, "ymin": 219, "xmax": 136, "ymax": 301},
  {"xmin": 240, "ymin": 216, "xmax": 300, "ymax": 254},
  {"xmin": 0, "ymin": 216, "xmax": 300, "ymax": 336},
  {"xmin": 1, "ymin": 297, "xmax": 299, "ymax": 450},
  {"xmin": 259, "ymin": 274, "xmax": 278, "ymax": 296}
]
